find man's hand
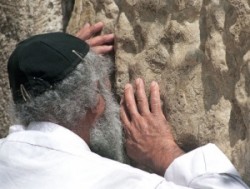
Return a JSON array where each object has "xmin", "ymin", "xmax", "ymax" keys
[
  {"xmin": 76, "ymin": 22, "xmax": 114, "ymax": 55},
  {"xmin": 120, "ymin": 78, "xmax": 184, "ymax": 176}
]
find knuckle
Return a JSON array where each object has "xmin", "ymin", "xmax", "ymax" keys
[
  {"xmin": 126, "ymin": 102, "xmax": 134, "ymax": 109},
  {"xmin": 130, "ymin": 112, "xmax": 138, "ymax": 119},
  {"xmin": 125, "ymin": 139, "xmax": 133, "ymax": 147},
  {"xmin": 152, "ymin": 101, "xmax": 160, "ymax": 107},
  {"xmin": 136, "ymin": 97, "xmax": 144, "ymax": 104},
  {"xmin": 87, "ymin": 41, "xmax": 93, "ymax": 46},
  {"xmin": 140, "ymin": 111, "xmax": 150, "ymax": 117},
  {"xmin": 103, "ymin": 35, "xmax": 108, "ymax": 40},
  {"xmin": 125, "ymin": 102, "xmax": 131, "ymax": 108},
  {"xmin": 151, "ymin": 96, "xmax": 158, "ymax": 102}
]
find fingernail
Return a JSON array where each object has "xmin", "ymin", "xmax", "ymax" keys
[
  {"xmin": 151, "ymin": 81, "xmax": 157, "ymax": 87},
  {"xmin": 84, "ymin": 22, "xmax": 90, "ymax": 27},
  {"xmin": 125, "ymin": 84, "xmax": 130, "ymax": 90},
  {"xmin": 97, "ymin": 21, "xmax": 104, "ymax": 26},
  {"xmin": 135, "ymin": 78, "xmax": 141, "ymax": 86},
  {"xmin": 110, "ymin": 34, "xmax": 115, "ymax": 39},
  {"xmin": 108, "ymin": 45, "xmax": 113, "ymax": 50}
]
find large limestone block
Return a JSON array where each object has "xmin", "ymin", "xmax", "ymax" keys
[
  {"xmin": 67, "ymin": 0, "xmax": 250, "ymax": 184},
  {"xmin": 67, "ymin": 0, "xmax": 119, "ymax": 35},
  {"xmin": 0, "ymin": 0, "xmax": 64, "ymax": 137}
]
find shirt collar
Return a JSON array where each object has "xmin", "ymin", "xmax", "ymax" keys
[{"xmin": 8, "ymin": 122, "xmax": 91, "ymax": 156}]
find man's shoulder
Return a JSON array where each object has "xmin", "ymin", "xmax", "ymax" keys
[{"xmin": 0, "ymin": 138, "xmax": 4, "ymax": 144}]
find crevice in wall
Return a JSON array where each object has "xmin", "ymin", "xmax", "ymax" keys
[{"xmin": 62, "ymin": 0, "xmax": 75, "ymax": 32}]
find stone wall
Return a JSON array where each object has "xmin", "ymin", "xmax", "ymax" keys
[
  {"xmin": 1, "ymin": 0, "xmax": 250, "ymax": 184},
  {"xmin": 0, "ymin": 0, "xmax": 64, "ymax": 137}
]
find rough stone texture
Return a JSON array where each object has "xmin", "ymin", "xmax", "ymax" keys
[
  {"xmin": 67, "ymin": 0, "xmax": 119, "ymax": 35},
  {"xmin": 67, "ymin": 0, "xmax": 250, "ymax": 184},
  {"xmin": 0, "ymin": 0, "xmax": 64, "ymax": 137}
]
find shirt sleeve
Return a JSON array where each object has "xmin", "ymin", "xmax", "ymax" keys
[{"xmin": 163, "ymin": 143, "xmax": 249, "ymax": 189}]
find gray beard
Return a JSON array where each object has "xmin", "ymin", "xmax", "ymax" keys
[{"xmin": 89, "ymin": 88, "xmax": 129, "ymax": 164}]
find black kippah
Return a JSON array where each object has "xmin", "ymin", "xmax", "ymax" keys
[{"xmin": 8, "ymin": 32, "xmax": 90, "ymax": 103}]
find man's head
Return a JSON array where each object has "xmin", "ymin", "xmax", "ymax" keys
[{"xmin": 8, "ymin": 33, "xmax": 126, "ymax": 163}]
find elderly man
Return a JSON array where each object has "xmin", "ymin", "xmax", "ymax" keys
[{"xmin": 0, "ymin": 22, "xmax": 248, "ymax": 189}]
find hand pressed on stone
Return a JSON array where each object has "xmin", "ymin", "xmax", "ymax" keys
[
  {"xmin": 120, "ymin": 78, "xmax": 184, "ymax": 176},
  {"xmin": 76, "ymin": 22, "xmax": 114, "ymax": 55}
]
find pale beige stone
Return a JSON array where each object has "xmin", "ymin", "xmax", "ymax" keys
[
  {"xmin": 67, "ymin": 0, "xmax": 119, "ymax": 35},
  {"xmin": 0, "ymin": 0, "xmax": 64, "ymax": 137}
]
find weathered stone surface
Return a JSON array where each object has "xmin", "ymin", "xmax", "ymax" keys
[
  {"xmin": 0, "ymin": 0, "xmax": 64, "ymax": 137},
  {"xmin": 67, "ymin": 0, "xmax": 250, "ymax": 184},
  {"xmin": 67, "ymin": 0, "xmax": 119, "ymax": 35}
]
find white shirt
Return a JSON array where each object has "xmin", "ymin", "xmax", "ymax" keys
[{"xmin": 0, "ymin": 122, "xmax": 248, "ymax": 189}]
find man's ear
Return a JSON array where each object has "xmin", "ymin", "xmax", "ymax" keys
[
  {"xmin": 74, "ymin": 95, "xmax": 105, "ymax": 144},
  {"xmin": 90, "ymin": 94, "xmax": 105, "ymax": 119}
]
